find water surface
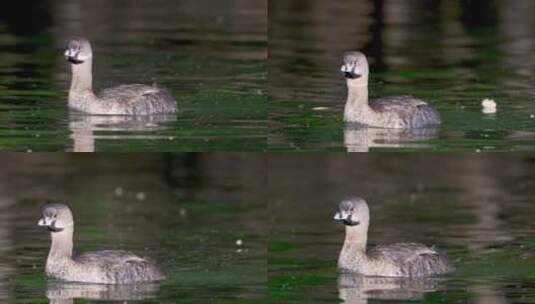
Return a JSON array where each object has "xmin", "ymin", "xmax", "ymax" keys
[
  {"xmin": 269, "ymin": 154, "xmax": 535, "ymax": 302},
  {"xmin": 269, "ymin": 0, "xmax": 535, "ymax": 151},
  {"xmin": 0, "ymin": 153, "xmax": 266, "ymax": 302},
  {"xmin": 0, "ymin": 0, "xmax": 266, "ymax": 151}
]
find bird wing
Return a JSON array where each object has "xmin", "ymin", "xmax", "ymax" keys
[
  {"xmin": 98, "ymin": 84, "xmax": 159, "ymax": 104},
  {"xmin": 75, "ymin": 250, "xmax": 146, "ymax": 266},
  {"xmin": 370, "ymin": 96, "xmax": 429, "ymax": 114},
  {"xmin": 368, "ymin": 242, "xmax": 437, "ymax": 264}
]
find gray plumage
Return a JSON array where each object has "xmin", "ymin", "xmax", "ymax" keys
[
  {"xmin": 38, "ymin": 203, "xmax": 165, "ymax": 284},
  {"xmin": 341, "ymin": 52, "xmax": 441, "ymax": 128},
  {"xmin": 73, "ymin": 250, "xmax": 164, "ymax": 284},
  {"xmin": 64, "ymin": 37, "xmax": 177, "ymax": 115},
  {"xmin": 334, "ymin": 197, "xmax": 454, "ymax": 277},
  {"xmin": 370, "ymin": 96, "xmax": 441, "ymax": 128},
  {"xmin": 97, "ymin": 84, "xmax": 177, "ymax": 115},
  {"xmin": 367, "ymin": 243, "xmax": 452, "ymax": 277}
]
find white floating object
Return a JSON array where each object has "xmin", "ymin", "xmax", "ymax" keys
[
  {"xmin": 236, "ymin": 239, "xmax": 243, "ymax": 246},
  {"xmin": 312, "ymin": 106, "xmax": 329, "ymax": 111},
  {"xmin": 114, "ymin": 187, "xmax": 124, "ymax": 196},
  {"xmin": 481, "ymin": 98, "xmax": 497, "ymax": 114},
  {"xmin": 135, "ymin": 192, "xmax": 146, "ymax": 201}
]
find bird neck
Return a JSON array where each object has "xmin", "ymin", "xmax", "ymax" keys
[
  {"xmin": 344, "ymin": 81, "xmax": 373, "ymax": 122},
  {"xmin": 48, "ymin": 227, "xmax": 74, "ymax": 261},
  {"xmin": 338, "ymin": 224, "xmax": 370, "ymax": 270},
  {"xmin": 70, "ymin": 59, "xmax": 93, "ymax": 94},
  {"xmin": 343, "ymin": 224, "xmax": 368, "ymax": 252}
]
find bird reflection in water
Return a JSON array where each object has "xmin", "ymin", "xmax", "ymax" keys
[
  {"xmin": 338, "ymin": 273, "xmax": 443, "ymax": 304},
  {"xmin": 69, "ymin": 113, "xmax": 177, "ymax": 152},
  {"xmin": 344, "ymin": 125, "xmax": 439, "ymax": 152},
  {"xmin": 46, "ymin": 281, "xmax": 159, "ymax": 304}
]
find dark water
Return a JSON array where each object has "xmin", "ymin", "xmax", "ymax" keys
[
  {"xmin": 0, "ymin": 0, "xmax": 266, "ymax": 152},
  {"xmin": 269, "ymin": 154, "xmax": 535, "ymax": 303},
  {"xmin": 0, "ymin": 154, "xmax": 266, "ymax": 302},
  {"xmin": 269, "ymin": 0, "xmax": 535, "ymax": 152},
  {"xmin": 3, "ymin": 154, "xmax": 535, "ymax": 303}
]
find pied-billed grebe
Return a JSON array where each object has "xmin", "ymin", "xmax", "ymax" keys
[
  {"xmin": 38, "ymin": 203, "xmax": 165, "ymax": 284},
  {"xmin": 333, "ymin": 198, "xmax": 453, "ymax": 277},
  {"xmin": 341, "ymin": 52, "xmax": 441, "ymax": 128},
  {"xmin": 64, "ymin": 37, "xmax": 177, "ymax": 115}
]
